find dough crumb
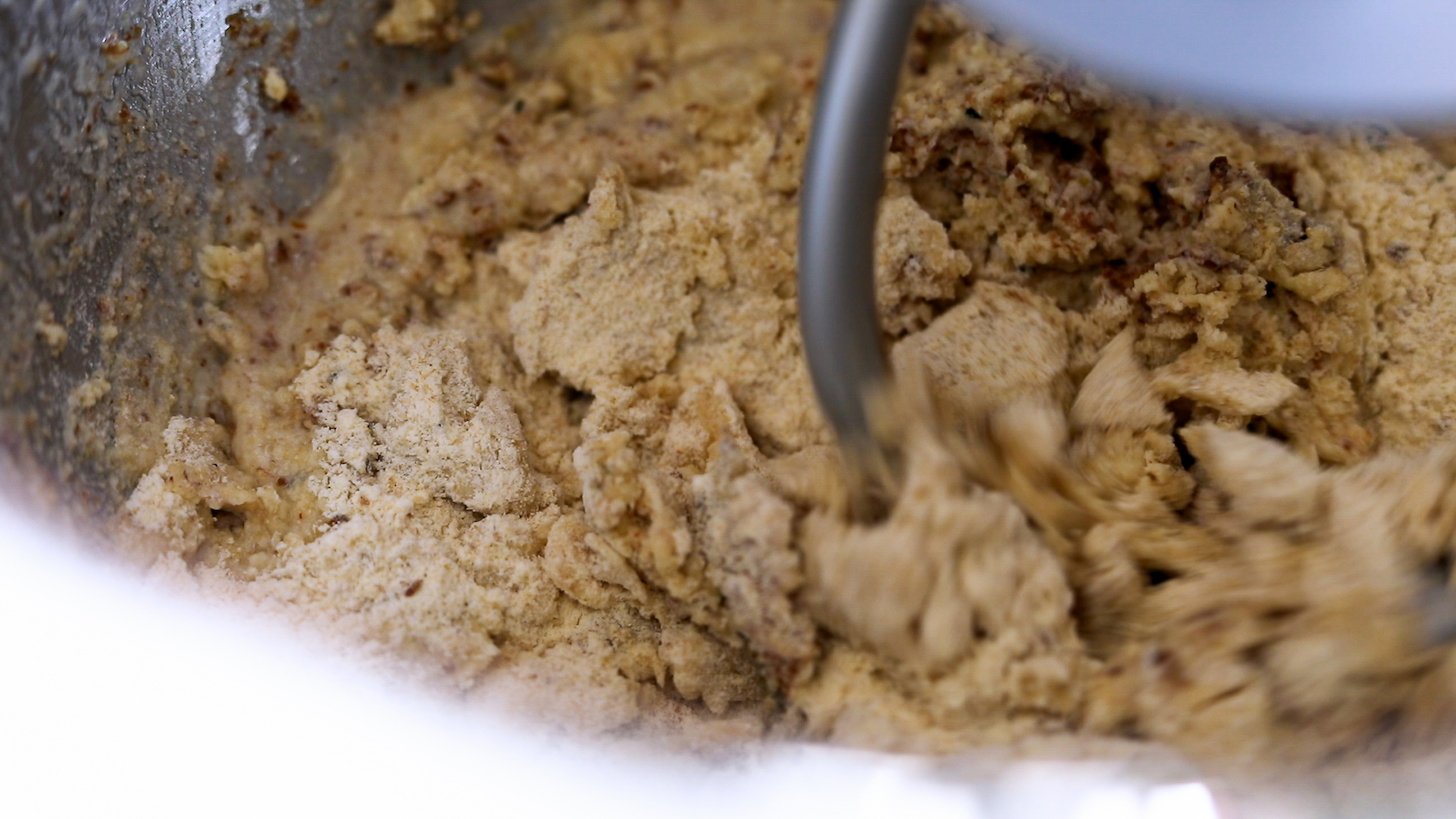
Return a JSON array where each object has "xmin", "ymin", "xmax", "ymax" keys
[
  {"xmin": 261, "ymin": 66, "xmax": 289, "ymax": 104},
  {"xmin": 34, "ymin": 302, "xmax": 67, "ymax": 355},
  {"xmin": 374, "ymin": 0, "xmax": 465, "ymax": 50},
  {"xmin": 198, "ymin": 243, "xmax": 268, "ymax": 295},
  {"xmin": 69, "ymin": 376, "xmax": 111, "ymax": 410}
]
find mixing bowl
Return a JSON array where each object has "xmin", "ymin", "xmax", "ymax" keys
[{"xmin": 1, "ymin": 2, "xmax": 1452, "ymax": 816}]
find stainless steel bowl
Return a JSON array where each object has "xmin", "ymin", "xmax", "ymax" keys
[
  {"xmin": 2, "ymin": 3, "xmax": 1453, "ymax": 816},
  {"xmin": 0, "ymin": 0, "xmax": 535, "ymax": 522}
]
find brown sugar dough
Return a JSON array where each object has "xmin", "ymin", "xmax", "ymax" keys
[
  {"xmin": 114, "ymin": 0, "xmax": 1456, "ymax": 764},
  {"xmin": 374, "ymin": 0, "xmax": 468, "ymax": 50},
  {"xmin": 891, "ymin": 282, "xmax": 1071, "ymax": 416},
  {"xmin": 506, "ymin": 166, "xmax": 725, "ymax": 393}
]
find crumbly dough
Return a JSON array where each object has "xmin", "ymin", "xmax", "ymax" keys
[
  {"xmin": 260, "ymin": 67, "xmax": 289, "ymax": 105},
  {"xmin": 34, "ymin": 301, "xmax": 67, "ymax": 355},
  {"xmin": 374, "ymin": 0, "xmax": 468, "ymax": 50},
  {"xmin": 199, "ymin": 243, "xmax": 269, "ymax": 295},
  {"xmin": 115, "ymin": 0, "xmax": 1456, "ymax": 765}
]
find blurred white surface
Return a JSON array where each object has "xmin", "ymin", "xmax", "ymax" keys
[
  {"xmin": 0, "ymin": 499, "xmax": 1223, "ymax": 819},
  {"xmin": 964, "ymin": 0, "xmax": 1456, "ymax": 119}
]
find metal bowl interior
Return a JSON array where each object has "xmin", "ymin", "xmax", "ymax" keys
[{"xmin": 0, "ymin": 0, "xmax": 536, "ymax": 523}]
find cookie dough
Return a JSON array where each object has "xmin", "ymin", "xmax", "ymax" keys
[
  {"xmin": 116, "ymin": 0, "xmax": 1456, "ymax": 765},
  {"xmin": 374, "ymin": 0, "xmax": 469, "ymax": 49}
]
